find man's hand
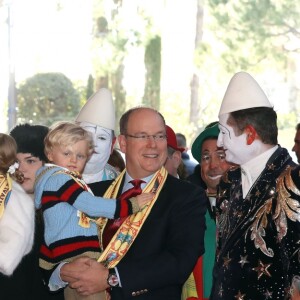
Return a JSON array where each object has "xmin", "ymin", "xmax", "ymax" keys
[
  {"xmin": 60, "ymin": 257, "xmax": 91, "ymax": 284},
  {"xmin": 61, "ymin": 257, "xmax": 109, "ymax": 296}
]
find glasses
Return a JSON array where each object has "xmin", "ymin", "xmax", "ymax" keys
[
  {"xmin": 201, "ymin": 151, "xmax": 226, "ymax": 164},
  {"xmin": 125, "ymin": 134, "xmax": 167, "ymax": 142}
]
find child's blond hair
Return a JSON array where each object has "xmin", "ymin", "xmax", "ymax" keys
[{"xmin": 44, "ymin": 122, "xmax": 94, "ymax": 158}]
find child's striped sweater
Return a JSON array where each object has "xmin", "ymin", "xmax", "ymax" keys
[{"xmin": 34, "ymin": 164, "xmax": 135, "ymax": 284}]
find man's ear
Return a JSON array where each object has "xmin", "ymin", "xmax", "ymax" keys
[
  {"xmin": 118, "ymin": 135, "xmax": 126, "ymax": 153},
  {"xmin": 110, "ymin": 136, "xmax": 117, "ymax": 154},
  {"xmin": 245, "ymin": 125, "xmax": 257, "ymax": 145},
  {"xmin": 173, "ymin": 151, "xmax": 182, "ymax": 169}
]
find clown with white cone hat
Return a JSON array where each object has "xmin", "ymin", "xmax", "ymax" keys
[
  {"xmin": 75, "ymin": 88, "xmax": 118, "ymax": 184},
  {"xmin": 217, "ymin": 71, "xmax": 275, "ymax": 166},
  {"xmin": 210, "ymin": 71, "xmax": 300, "ymax": 300}
]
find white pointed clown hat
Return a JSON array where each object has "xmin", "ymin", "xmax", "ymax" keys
[
  {"xmin": 218, "ymin": 71, "xmax": 272, "ymax": 116},
  {"xmin": 75, "ymin": 88, "xmax": 115, "ymax": 130}
]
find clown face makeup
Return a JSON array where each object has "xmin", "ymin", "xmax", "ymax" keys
[
  {"xmin": 80, "ymin": 122, "xmax": 113, "ymax": 175},
  {"xmin": 217, "ymin": 114, "xmax": 261, "ymax": 165}
]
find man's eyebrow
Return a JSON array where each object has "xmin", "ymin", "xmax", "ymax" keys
[
  {"xmin": 219, "ymin": 124, "xmax": 231, "ymax": 138},
  {"xmin": 23, "ymin": 155, "xmax": 35, "ymax": 159},
  {"xmin": 133, "ymin": 131, "xmax": 165, "ymax": 135},
  {"xmin": 201, "ymin": 150, "xmax": 210, "ymax": 154}
]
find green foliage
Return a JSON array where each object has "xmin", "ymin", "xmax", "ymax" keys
[
  {"xmin": 17, "ymin": 72, "xmax": 80, "ymax": 126},
  {"xmin": 277, "ymin": 112, "xmax": 297, "ymax": 130},
  {"xmin": 97, "ymin": 16, "xmax": 108, "ymax": 34},
  {"xmin": 86, "ymin": 75, "xmax": 94, "ymax": 101},
  {"xmin": 143, "ymin": 35, "xmax": 161, "ymax": 108},
  {"xmin": 90, "ymin": 1, "xmax": 158, "ymax": 122},
  {"xmin": 207, "ymin": 0, "xmax": 300, "ymax": 72},
  {"xmin": 91, "ymin": 10, "xmax": 136, "ymax": 79},
  {"xmin": 112, "ymin": 63, "xmax": 126, "ymax": 134}
]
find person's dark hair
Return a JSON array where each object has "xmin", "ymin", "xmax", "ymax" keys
[
  {"xmin": 296, "ymin": 123, "xmax": 300, "ymax": 131},
  {"xmin": 10, "ymin": 123, "xmax": 49, "ymax": 162},
  {"xmin": 175, "ymin": 133, "xmax": 187, "ymax": 148},
  {"xmin": 227, "ymin": 107, "xmax": 278, "ymax": 145},
  {"xmin": 167, "ymin": 146, "xmax": 176, "ymax": 157},
  {"xmin": 119, "ymin": 107, "xmax": 165, "ymax": 135},
  {"xmin": 108, "ymin": 149, "xmax": 125, "ymax": 172},
  {"xmin": 177, "ymin": 161, "xmax": 188, "ymax": 180}
]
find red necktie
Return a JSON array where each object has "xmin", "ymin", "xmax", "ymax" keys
[{"xmin": 102, "ymin": 179, "xmax": 145, "ymax": 249}]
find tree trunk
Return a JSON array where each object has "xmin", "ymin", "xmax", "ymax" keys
[{"xmin": 190, "ymin": 0, "xmax": 204, "ymax": 126}]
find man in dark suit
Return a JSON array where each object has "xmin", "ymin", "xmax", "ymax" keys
[{"xmin": 61, "ymin": 107, "xmax": 206, "ymax": 300}]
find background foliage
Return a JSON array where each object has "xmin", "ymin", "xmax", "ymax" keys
[
  {"xmin": 1, "ymin": 0, "xmax": 299, "ymax": 153},
  {"xmin": 17, "ymin": 73, "xmax": 80, "ymax": 126}
]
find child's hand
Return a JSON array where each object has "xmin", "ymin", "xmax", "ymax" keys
[{"xmin": 136, "ymin": 193, "xmax": 153, "ymax": 209}]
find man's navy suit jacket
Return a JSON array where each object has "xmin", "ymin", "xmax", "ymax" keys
[{"xmin": 89, "ymin": 173, "xmax": 206, "ymax": 300}]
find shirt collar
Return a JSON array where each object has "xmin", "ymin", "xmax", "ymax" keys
[
  {"xmin": 123, "ymin": 173, "xmax": 154, "ymax": 192},
  {"xmin": 240, "ymin": 145, "xmax": 278, "ymax": 198}
]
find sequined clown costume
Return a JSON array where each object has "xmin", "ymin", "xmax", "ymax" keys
[{"xmin": 210, "ymin": 147, "xmax": 300, "ymax": 300}]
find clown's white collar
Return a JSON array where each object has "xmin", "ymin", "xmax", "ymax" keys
[
  {"xmin": 240, "ymin": 145, "xmax": 278, "ymax": 198},
  {"xmin": 82, "ymin": 170, "xmax": 105, "ymax": 184}
]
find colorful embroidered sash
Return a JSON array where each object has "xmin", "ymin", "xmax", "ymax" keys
[
  {"xmin": 0, "ymin": 174, "xmax": 12, "ymax": 219},
  {"xmin": 94, "ymin": 167, "xmax": 167, "ymax": 300},
  {"xmin": 96, "ymin": 166, "xmax": 167, "ymax": 267}
]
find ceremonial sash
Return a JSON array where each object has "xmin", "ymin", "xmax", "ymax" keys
[
  {"xmin": 93, "ymin": 167, "xmax": 167, "ymax": 300},
  {"xmin": 97, "ymin": 166, "xmax": 167, "ymax": 267},
  {"xmin": 0, "ymin": 174, "xmax": 12, "ymax": 219}
]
